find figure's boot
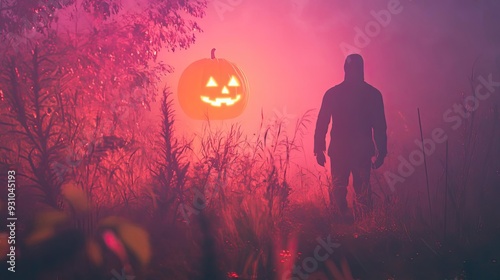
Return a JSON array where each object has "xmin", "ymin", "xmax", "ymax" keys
[{"xmin": 333, "ymin": 187, "xmax": 353, "ymax": 224}]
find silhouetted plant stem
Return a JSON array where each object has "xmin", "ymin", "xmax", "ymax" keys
[
  {"xmin": 199, "ymin": 212, "xmax": 224, "ymax": 280},
  {"xmin": 444, "ymin": 139, "xmax": 448, "ymax": 238},
  {"xmin": 417, "ymin": 108, "xmax": 432, "ymax": 222}
]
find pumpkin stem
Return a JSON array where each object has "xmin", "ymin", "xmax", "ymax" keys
[{"xmin": 211, "ymin": 48, "xmax": 216, "ymax": 59}]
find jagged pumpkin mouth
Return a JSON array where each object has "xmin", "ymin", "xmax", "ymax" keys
[{"xmin": 200, "ymin": 94, "xmax": 242, "ymax": 107}]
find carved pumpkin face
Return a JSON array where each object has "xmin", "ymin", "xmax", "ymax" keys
[{"xmin": 178, "ymin": 48, "xmax": 249, "ymax": 120}]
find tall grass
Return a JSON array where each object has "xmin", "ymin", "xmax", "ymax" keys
[{"xmin": 2, "ymin": 61, "xmax": 499, "ymax": 278}]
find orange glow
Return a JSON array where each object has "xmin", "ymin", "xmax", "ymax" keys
[{"xmin": 177, "ymin": 48, "xmax": 249, "ymax": 120}]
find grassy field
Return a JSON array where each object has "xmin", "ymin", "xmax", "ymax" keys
[{"xmin": 1, "ymin": 89, "xmax": 499, "ymax": 280}]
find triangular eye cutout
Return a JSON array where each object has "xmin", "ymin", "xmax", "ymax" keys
[
  {"xmin": 228, "ymin": 76, "xmax": 240, "ymax": 87},
  {"xmin": 206, "ymin": 76, "xmax": 218, "ymax": 87}
]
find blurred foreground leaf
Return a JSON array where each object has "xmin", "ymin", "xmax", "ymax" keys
[
  {"xmin": 86, "ymin": 239, "xmax": 104, "ymax": 266},
  {"xmin": 100, "ymin": 216, "xmax": 151, "ymax": 267},
  {"xmin": 61, "ymin": 183, "xmax": 89, "ymax": 212},
  {"xmin": 26, "ymin": 210, "xmax": 68, "ymax": 246}
]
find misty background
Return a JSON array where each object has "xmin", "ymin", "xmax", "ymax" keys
[
  {"xmin": 1, "ymin": 1, "xmax": 499, "ymax": 278},
  {"xmin": 155, "ymin": 0, "xmax": 500, "ymax": 179}
]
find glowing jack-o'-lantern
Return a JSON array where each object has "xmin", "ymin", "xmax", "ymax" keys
[{"xmin": 178, "ymin": 48, "xmax": 249, "ymax": 120}]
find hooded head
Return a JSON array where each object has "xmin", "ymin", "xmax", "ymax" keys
[{"xmin": 344, "ymin": 54, "xmax": 364, "ymax": 83}]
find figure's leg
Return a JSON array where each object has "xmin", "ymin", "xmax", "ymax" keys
[
  {"xmin": 330, "ymin": 158, "xmax": 350, "ymax": 216},
  {"xmin": 352, "ymin": 158, "xmax": 373, "ymax": 218}
]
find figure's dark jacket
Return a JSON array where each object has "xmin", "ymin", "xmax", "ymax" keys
[{"xmin": 314, "ymin": 57, "xmax": 387, "ymax": 162}]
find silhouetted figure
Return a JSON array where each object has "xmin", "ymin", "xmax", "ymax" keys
[{"xmin": 314, "ymin": 54, "xmax": 387, "ymax": 223}]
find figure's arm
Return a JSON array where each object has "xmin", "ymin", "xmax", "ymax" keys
[
  {"xmin": 372, "ymin": 92, "xmax": 387, "ymax": 157},
  {"xmin": 314, "ymin": 91, "xmax": 332, "ymax": 155}
]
